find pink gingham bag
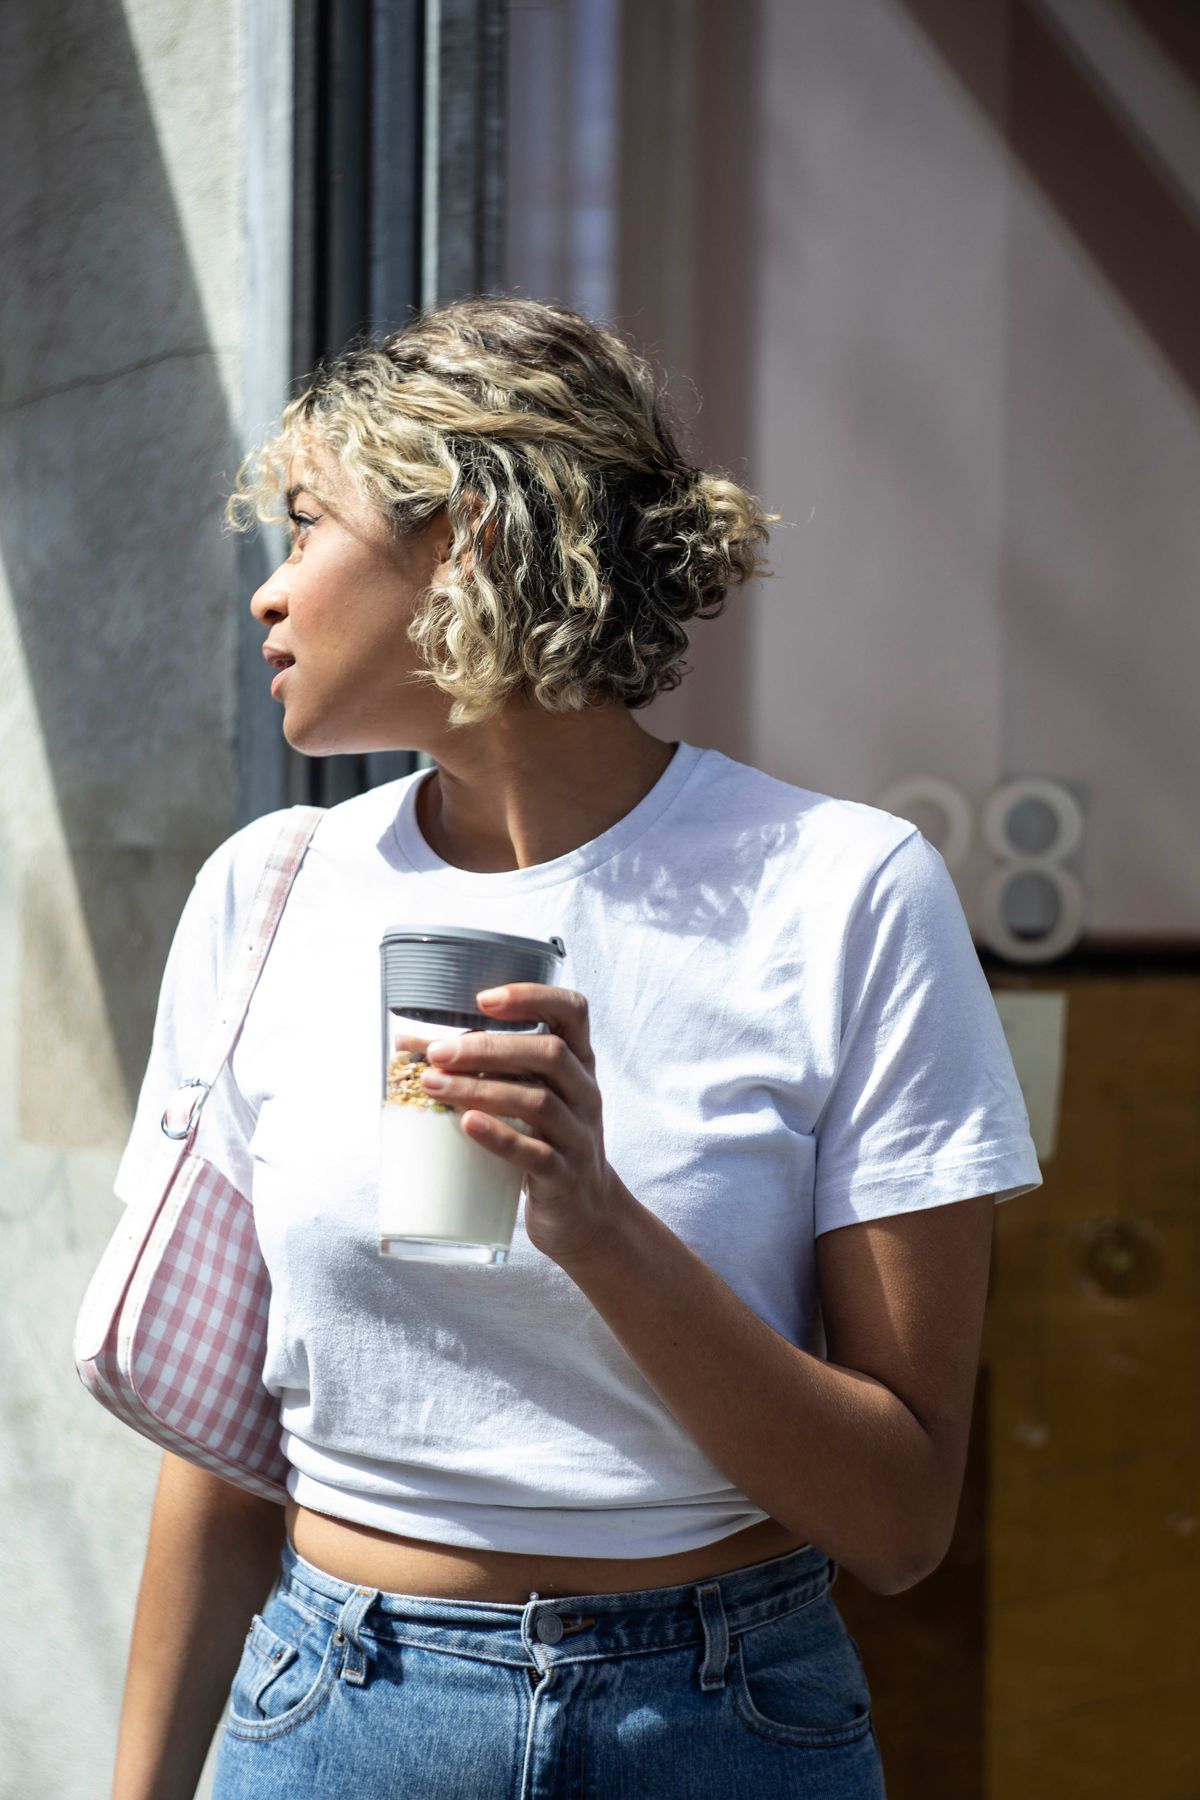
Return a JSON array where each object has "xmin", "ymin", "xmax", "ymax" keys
[{"xmin": 72, "ymin": 806, "xmax": 325, "ymax": 1503}]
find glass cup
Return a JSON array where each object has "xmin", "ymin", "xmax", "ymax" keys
[{"xmin": 378, "ymin": 925, "xmax": 566, "ymax": 1265}]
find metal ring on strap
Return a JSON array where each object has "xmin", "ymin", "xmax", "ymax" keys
[{"xmin": 160, "ymin": 1077, "xmax": 211, "ymax": 1140}]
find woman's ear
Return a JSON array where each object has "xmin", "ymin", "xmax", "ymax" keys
[
  {"xmin": 422, "ymin": 505, "xmax": 455, "ymax": 578},
  {"xmin": 427, "ymin": 494, "xmax": 496, "ymax": 584},
  {"xmin": 464, "ymin": 491, "xmax": 498, "ymax": 561},
  {"xmin": 458, "ymin": 493, "xmax": 498, "ymax": 578}
]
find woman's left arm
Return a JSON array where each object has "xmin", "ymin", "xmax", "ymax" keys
[{"xmin": 417, "ymin": 983, "xmax": 996, "ymax": 1600}]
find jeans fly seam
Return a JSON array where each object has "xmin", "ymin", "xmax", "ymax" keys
[{"xmin": 516, "ymin": 1656, "xmax": 546, "ymax": 1800}]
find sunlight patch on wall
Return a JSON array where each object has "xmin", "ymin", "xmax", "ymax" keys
[
  {"xmin": 120, "ymin": 0, "xmax": 242, "ymax": 416},
  {"xmin": 0, "ymin": 550, "xmax": 126, "ymax": 1152}
]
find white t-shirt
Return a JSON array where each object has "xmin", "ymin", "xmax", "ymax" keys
[{"xmin": 113, "ymin": 740, "xmax": 1042, "ymax": 1557}]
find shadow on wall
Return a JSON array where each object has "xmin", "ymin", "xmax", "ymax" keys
[
  {"xmin": 896, "ymin": 0, "xmax": 1200, "ymax": 407},
  {"xmin": 0, "ymin": 0, "xmax": 241, "ymax": 1139},
  {"xmin": 619, "ymin": 0, "xmax": 768, "ymax": 767}
]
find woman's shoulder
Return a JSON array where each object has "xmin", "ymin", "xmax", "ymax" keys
[
  {"xmin": 191, "ymin": 806, "xmax": 303, "ymax": 915},
  {"xmin": 191, "ymin": 776, "xmax": 418, "ymax": 922},
  {"xmin": 696, "ymin": 745, "xmax": 921, "ymax": 884}
]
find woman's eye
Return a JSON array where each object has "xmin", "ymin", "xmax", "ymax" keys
[{"xmin": 287, "ymin": 509, "xmax": 317, "ymax": 538}]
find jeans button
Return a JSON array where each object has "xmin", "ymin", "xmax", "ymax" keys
[{"xmin": 535, "ymin": 1611, "xmax": 564, "ymax": 1645}]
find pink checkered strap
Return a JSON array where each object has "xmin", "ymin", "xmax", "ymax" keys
[
  {"xmin": 162, "ymin": 806, "xmax": 329, "ymax": 1145},
  {"xmin": 73, "ymin": 806, "xmax": 325, "ymax": 1500},
  {"xmin": 74, "ymin": 807, "xmax": 325, "ymax": 1366}
]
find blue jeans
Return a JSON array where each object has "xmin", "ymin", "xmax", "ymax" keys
[{"xmin": 212, "ymin": 1537, "xmax": 886, "ymax": 1798}]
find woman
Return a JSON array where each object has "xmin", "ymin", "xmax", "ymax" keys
[{"xmin": 110, "ymin": 296, "xmax": 1041, "ymax": 1799}]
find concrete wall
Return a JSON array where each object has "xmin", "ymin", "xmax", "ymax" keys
[{"xmin": 0, "ymin": 1, "xmax": 245, "ymax": 1790}]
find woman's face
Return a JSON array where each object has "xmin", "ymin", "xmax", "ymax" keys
[{"xmin": 249, "ymin": 444, "xmax": 451, "ymax": 755}]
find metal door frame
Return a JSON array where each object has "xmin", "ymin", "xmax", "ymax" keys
[{"xmin": 238, "ymin": 0, "xmax": 508, "ymax": 825}]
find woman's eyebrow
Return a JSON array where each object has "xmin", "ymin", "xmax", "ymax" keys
[{"xmin": 285, "ymin": 481, "xmax": 327, "ymax": 507}]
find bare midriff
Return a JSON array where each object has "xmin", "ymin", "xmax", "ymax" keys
[{"xmin": 285, "ymin": 1500, "xmax": 814, "ymax": 1602}]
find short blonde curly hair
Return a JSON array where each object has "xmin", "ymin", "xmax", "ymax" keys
[{"xmin": 225, "ymin": 295, "xmax": 777, "ymax": 728}]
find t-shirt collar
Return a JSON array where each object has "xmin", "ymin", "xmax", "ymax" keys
[{"xmin": 388, "ymin": 739, "xmax": 705, "ymax": 893}]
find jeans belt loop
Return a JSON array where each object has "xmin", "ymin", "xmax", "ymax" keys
[
  {"xmin": 695, "ymin": 1580, "xmax": 730, "ymax": 1692},
  {"xmin": 335, "ymin": 1586, "xmax": 379, "ymax": 1686}
]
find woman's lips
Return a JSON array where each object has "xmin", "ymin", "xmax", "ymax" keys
[{"xmin": 270, "ymin": 664, "xmax": 293, "ymax": 697}]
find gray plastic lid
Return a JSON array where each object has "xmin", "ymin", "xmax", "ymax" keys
[{"xmin": 380, "ymin": 924, "xmax": 566, "ymax": 1019}]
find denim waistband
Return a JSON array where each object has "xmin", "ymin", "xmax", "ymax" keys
[{"xmin": 275, "ymin": 1536, "xmax": 836, "ymax": 1670}]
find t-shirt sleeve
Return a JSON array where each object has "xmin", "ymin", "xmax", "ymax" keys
[
  {"xmin": 111, "ymin": 848, "xmax": 259, "ymax": 1209},
  {"xmin": 812, "ymin": 827, "xmax": 1043, "ymax": 1236}
]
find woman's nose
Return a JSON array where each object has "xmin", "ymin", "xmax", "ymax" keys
[{"xmin": 250, "ymin": 567, "xmax": 289, "ymax": 623}]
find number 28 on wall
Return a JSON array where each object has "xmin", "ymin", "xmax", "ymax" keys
[{"xmin": 873, "ymin": 775, "xmax": 1086, "ymax": 965}]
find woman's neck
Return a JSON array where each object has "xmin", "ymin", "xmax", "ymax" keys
[{"xmin": 414, "ymin": 705, "xmax": 678, "ymax": 874}]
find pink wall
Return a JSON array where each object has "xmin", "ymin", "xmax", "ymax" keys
[{"xmin": 508, "ymin": 0, "xmax": 1200, "ymax": 938}]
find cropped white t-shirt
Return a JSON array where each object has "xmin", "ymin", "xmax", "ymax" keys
[{"xmin": 113, "ymin": 740, "xmax": 1042, "ymax": 1557}]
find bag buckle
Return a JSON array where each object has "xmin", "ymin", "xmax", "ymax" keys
[{"xmin": 160, "ymin": 1077, "xmax": 211, "ymax": 1140}]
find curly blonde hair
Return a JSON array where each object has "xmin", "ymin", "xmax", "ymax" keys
[{"xmin": 225, "ymin": 295, "xmax": 777, "ymax": 728}]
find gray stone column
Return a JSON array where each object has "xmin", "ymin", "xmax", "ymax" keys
[{"xmin": 0, "ymin": 3, "xmax": 251, "ymax": 1791}]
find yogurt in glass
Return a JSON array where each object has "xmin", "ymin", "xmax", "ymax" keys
[
  {"xmin": 379, "ymin": 1036, "xmax": 526, "ymax": 1264},
  {"xmin": 376, "ymin": 925, "xmax": 565, "ymax": 1266}
]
